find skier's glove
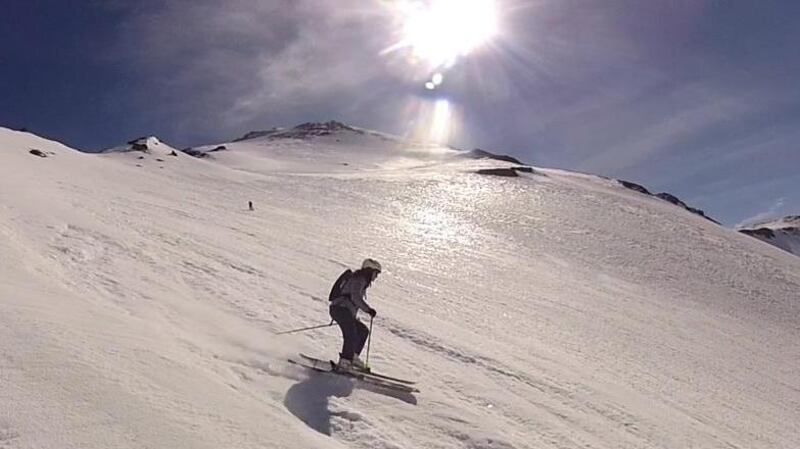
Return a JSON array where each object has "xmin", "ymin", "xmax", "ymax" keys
[{"xmin": 367, "ymin": 308, "xmax": 377, "ymax": 318}]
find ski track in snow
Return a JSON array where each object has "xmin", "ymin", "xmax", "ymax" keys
[{"xmin": 1, "ymin": 127, "xmax": 799, "ymax": 448}]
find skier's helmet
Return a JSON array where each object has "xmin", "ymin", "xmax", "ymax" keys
[{"xmin": 362, "ymin": 258, "xmax": 382, "ymax": 273}]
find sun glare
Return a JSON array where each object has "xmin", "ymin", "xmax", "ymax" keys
[
  {"xmin": 429, "ymin": 99, "xmax": 452, "ymax": 143},
  {"xmin": 395, "ymin": 0, "xmax": 498, "ymax": 69},
  {"xmin": 382, "ymin": 1, "xmax": 499, "ymax": 146}
]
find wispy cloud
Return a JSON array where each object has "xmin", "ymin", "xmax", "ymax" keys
[
  {"xmin": 573, "ymin": 83, "xmax": 760, "ymax": 173},
  {"xmin": 736, "ymin": 197, "xmax": 786, "ymax": 229},
  {"xmin": 105, "ymin": 0, "xmax": 406, "ymax": 139}
]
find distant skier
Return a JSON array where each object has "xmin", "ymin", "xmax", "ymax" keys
[
  {"xmin": 329, "ymin": 258, "xmax": 381, "ymax": 372},
  {"xmin": 248, "ymin": 201, "xmax": 254, "ymax": 211}
]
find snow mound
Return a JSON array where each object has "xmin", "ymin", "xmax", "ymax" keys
[
  {"xmin": 102, "ymin": 136, "xmax": 166, "ymax": 153},
  {"xmin": 100, "ymin": 136, "xmax": 186, "ymax": 168},
  {"xmin": 0, "ymin": 126, "xmax": 82, "ymax": 156}
]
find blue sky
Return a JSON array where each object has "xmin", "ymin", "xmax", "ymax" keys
[{"xmin": 1, "ymin": 0, "xmax": 798, "ymax": 226}]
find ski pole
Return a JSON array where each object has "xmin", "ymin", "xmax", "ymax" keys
[
  {"xmin": 274, "ymin": 320, "xmax": 334, "ymax": 335},
  {"xmin": 365, "ymin": 315, "xmax": 374, "ymax": 369}
]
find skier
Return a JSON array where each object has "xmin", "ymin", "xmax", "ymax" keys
[{"xmin": 329, "ymin": 258, "xmax": 381, "ymax": 372}]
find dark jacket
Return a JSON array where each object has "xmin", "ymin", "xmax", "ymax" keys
[{"xmin": 330, "ymin": 271, "xmax": 373, "ymax": 317}]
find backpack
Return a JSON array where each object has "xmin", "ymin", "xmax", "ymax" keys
[{"xmin": 328, "ymin": 269, "xmax": 353, "ymax": 301}]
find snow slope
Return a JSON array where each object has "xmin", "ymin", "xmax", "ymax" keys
[
  {"xmin": 739, "ymin": 215, "xmax": 800, "ymax": 257},
  {"xmin": 1, "ymin": 126, "xmax": 799, "ymax": 449}
]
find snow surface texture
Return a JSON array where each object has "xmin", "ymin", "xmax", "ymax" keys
[
  {"xmin": 1, "ymin": 125, "xmax": 799, "ymax": 449},
  {"xmin": 739, "ymin": 216, "xmax": 800, "ymax": 257}
]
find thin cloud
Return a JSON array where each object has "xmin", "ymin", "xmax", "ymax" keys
[
  {"xmin": 576, "ymin": 83, "xmax": 760, "ymax": 174},
  {"xmin": 105, "ymin": 0, "xmax": 406, "ymax": 139},
  {"xmin": 736, "ymin": 197, "xmax": 786, "ymax": 229}
]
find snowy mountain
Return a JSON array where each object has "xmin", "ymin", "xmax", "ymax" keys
[
  {"xmin": 232, "ymin": 121, "xmax": 392, "ymax": 142},
  {"xmin": 1, "ymin": 125, "xmax": 799, "ymax": 449},
  {"xmin": 739, "ymin": 215, "xmax": 800, "ymax": 256},
  {"xmin": 185, "ymin": 121, "xmax": 485, "ymax": 174},
  {"xmin": 102, "ymin": 136, "xmax": 176, "ymax": 154},
  {"xmin": 191, "ymin": 121, "xmax": 525, "ymax": 170},
  {"xmin": 99, "ymin": 136, "xmax": 183, "ymax": 168}
]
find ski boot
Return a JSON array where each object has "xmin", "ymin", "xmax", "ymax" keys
[{"xmin": 351, "ymin": 355, "xmax": 370, "ymax": 373}]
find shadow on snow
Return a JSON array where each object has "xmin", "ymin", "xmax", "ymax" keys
[{"xmin": 284, "ymin": 371, "xmax": 417, "ymax": 435}]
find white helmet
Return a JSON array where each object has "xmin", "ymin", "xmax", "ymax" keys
[{"xmin": 362, "ymin": 258, "xmax": 382, "ymax": 273}]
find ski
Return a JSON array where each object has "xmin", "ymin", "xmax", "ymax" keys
[
  {"xmin": 298, "ymin": 353, "xmax": 416, "ymax": 385},
  {"xmin": 289, "ymin": 356, "xmax": 419, "ymax": 393}
]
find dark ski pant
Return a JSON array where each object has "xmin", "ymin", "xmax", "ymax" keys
[{"xmin": 330, "ymin": 305, "xmax": 369, "ymax": 360}]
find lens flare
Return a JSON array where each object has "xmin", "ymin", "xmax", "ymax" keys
[
  {"xmin": 388, "ymin": 0, "xmax": 498, "ymax": 69},
  {"xmin": 405, "ymin": 97, "xmax": 459, "ymax": 145},
  {"xmin": 429, "ymin": 99, "xmax": 453, "ymax": 143},
  {"xmin": 381, "ymin": 0, "xmax": 500, "ymax": 147}
]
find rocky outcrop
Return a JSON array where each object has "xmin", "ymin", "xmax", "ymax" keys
[
  {"xmin": 618, "ymin": 180, "xmax": 718, "ymax": 224},
  {"xmin": 29, "ymin": 149, "xmax": 48, "ymax": 158},
  {"xmin": 654, "ymin": 192, "xmax": 684, "ymax": 207},
  {"xmin": 655, "ymin": 193, "xmax": 719, "ymax": 224},
  {"xmin": 126, "ymin": 137, "xmax": 158, "ymax": 153},
  {"xmin": 234, "ymin": 121, "xmax": 366, "ymax": 142},
  {"xmin": 475, "ymin": 166, "xmax": 535, "ymax": 177},
  {"xmin": 103, "ymin": 136, "xmax": 165, "ymax": 154},
  {"xmin": 462, "ymin": 149, "xmax": 523, "ymax": 165},
  {"xmin": 234, "ymin": 128, "xmax": 284, "ymax": 142},
  {"xmin": 619, "ymin": 180, "xmax": 651, "ymax": 195},
  {"xmin": 182, "ymin": 148, "xmax": 206, "ymax": 158},
  {"xmin": 740, "ymin": 228, "xmax": 775, "ymax": 239},
  {"xmin": 291, "ymin": 121, "xmax": 364, "ymax": 137},
  {"xmin": 182, "ymin": 145, "xmax": 226, "ymax": 158}
]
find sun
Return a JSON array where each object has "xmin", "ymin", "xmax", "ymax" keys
[{"xmin": 393, "ymin": 0, "xmax": 498, "ymax": 69}]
